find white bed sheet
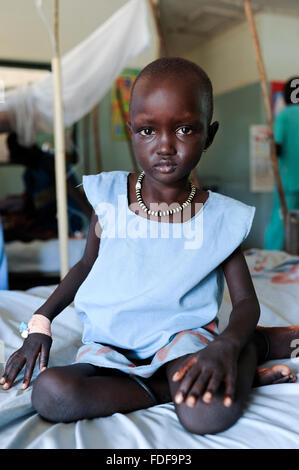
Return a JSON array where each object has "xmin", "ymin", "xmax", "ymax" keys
[{"xmin": 0, "ymin": 248, "xmax": 298, "ymax": 449}]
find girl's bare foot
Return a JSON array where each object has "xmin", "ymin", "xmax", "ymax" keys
[
  {"xmin": 253, "ymin": 364, "xmax": 297, "ymax": 387},
  {"xmin": 256, "ymin": 325, "xmax": 299, "ymax": 361}
]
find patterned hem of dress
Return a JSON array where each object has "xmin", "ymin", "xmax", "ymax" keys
[{"xmin": 74, "ymin": 320, "xmax": 219, "ymax": 378}]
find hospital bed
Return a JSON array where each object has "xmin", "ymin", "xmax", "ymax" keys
[
  {"xmin": 0, "ymin": 248, "xmax": 298, "ymax": 449},
  {"xmin": 5, "ymin": 237, "xmax": 86, "ymax": 289}
]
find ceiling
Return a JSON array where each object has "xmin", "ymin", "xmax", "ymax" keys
[{"xmin": 159, "ymin": 0, "xmax": 299, "ymax": 55}]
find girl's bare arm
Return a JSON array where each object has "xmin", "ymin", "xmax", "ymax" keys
[
  {"xmin": 33, "ymin": 210, "xmax": 100, "ymax": 322},
  {"xmin": 1, "ymin": 210, "xmax": 100, "ymax": 389},
  {"xmin": 219, "ymin": 245, "xmax": 260, "ymax": 351},
  {"xmin": 171, "ymin": 245, "xmax": 260, "ymax": 406}
]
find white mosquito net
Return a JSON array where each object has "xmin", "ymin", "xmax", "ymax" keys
[{"xmin": 0, "ymin": 0, "xmax": 151, "ymax": 146}]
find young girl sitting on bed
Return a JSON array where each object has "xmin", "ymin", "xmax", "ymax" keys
[{"xmin": 1, "ymin": 57, "xmax": 297, "ymax": 435}]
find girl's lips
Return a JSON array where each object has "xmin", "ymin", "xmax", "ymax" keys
[{"xmin": 154, "ymin": 163, "xmax": 177, "ymax": 173}]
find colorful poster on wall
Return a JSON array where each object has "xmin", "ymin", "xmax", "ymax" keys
[
  {"xmin": 111, "ymin": 68, "xmax": 140, "ymax": 140},
  {"xmin": 250, "ymin": 81, "xmax": 287, "ymax": 191},
  {"xmin": 250, "ymin": 125, "xmax": 274, "ymax": 192}
]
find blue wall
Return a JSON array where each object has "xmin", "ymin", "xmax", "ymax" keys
[{"xmin": 197, "ymin": 82, "xmax": 274, "ymax": 249}]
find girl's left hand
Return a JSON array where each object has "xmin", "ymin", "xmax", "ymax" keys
[{"xmin": 171, "ymin": 338, "xmax": 239, "ymax": 408}]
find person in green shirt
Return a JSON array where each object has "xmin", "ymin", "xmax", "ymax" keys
[{"xmin": 265, "ymin": 77, "xmax": 299, "ymax": 250}]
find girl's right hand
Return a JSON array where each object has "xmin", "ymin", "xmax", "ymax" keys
[{"xmin": 0, "ymin": 333, "xmax": 52, "ymax": 390}]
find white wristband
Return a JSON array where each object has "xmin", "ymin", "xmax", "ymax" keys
[{"xmin": 28, "ymin": 314, "xmax": 52, "ymax": 337}]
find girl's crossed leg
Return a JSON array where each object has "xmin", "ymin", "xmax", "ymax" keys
[
  {"xmin": 165, "ymin": 327, "xmax": 297, "ymax": 435},
  {"xmin": 31, "ymin": 327, "xmax": 297, "ymax": 429},
  {"xmin": 31, "ymin": 362, "xmax": 172, "ymax": 423}
]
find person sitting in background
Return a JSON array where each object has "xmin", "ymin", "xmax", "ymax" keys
[
  {"xmin": 265, "ymin": 77, "xmax": 299, "ymax": 250},
  {"xmin": 0, "ymin": 133, "xmax": 92, "ymax": 242}
]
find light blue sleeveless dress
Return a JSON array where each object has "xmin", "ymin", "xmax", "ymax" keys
[{"xmin": 74, "ymin": 171, "xmax": 255, "ymax": 378}]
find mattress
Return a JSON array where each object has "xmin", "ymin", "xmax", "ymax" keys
[{"xmin": 0, "ymin": 248, "xmax": 298, "ymax": 449}]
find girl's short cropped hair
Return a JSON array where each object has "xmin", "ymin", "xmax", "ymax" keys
[{"xmin": 129, "ymin": 56, "xmax": 214, "ymax": 122}]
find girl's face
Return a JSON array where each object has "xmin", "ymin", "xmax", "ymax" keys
[{"xmin": 127, "ymin": 75, "xmax": 218, "ymax": 182}]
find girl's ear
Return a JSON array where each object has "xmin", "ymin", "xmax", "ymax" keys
[
  {"xmin": 126, "ymin": 122, "xmax": 132, "ymax": 137},
  {"xmin": 204, "ymin": 121, "xmax": 219, "ymax": 150}
]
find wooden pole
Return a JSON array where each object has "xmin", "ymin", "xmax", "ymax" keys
[
  {"xmin": 92, "ymin": 105, "xmax": 103, "ymax": 174},
  {"xmin": 147, "ymin": 0, "xmax": 166, "ymax": 57},
  {"xmin": 52, "ymin": 0, "xmax": 69, "ymax": 278},
  {"xmin": 83, "ymin": 114, "xmax": 90, "ymax": 174},
  {"xmin": 243, "ymin": 0, "xmax": 288, "ymax": 227}
]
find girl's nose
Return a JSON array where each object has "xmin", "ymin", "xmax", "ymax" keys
[{"xmin": 157, "ymin": 133, "xmax": 176, "ymax": 155}]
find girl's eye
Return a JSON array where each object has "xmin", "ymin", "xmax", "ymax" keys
[
  {"xmin": 139, "ymin": 128, "xmax": 155, "ymax": 136},
  {"xmin": 177, "ymin": 126, "xmax": 193, "ymax": 135}
]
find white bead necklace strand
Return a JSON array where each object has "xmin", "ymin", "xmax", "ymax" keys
[{"xmin": 135, "ymin": 171, "xmax": 197, "ymax": 217}]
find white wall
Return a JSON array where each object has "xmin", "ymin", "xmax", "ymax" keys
[
  {"xmin": 261, "ymin": 13, "xmax": 299, "ymax": 81},
  {"xmin": 185, "ymin": 12, "xmax": 299, "ymax": 96}
]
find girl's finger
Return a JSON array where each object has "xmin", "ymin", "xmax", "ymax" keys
[
  {"xmin": 172, "ymin": 355, "xmax": 198, "ymax": 382},
  {"xmin": 2, "ymin": 358, "xmax": 26, "ymax": 390},
  {"xmin": 223, "ymin": 369, "xmax": 236, "ymax": 407},
  {"xmin": 22, "ymin": 347, "xmax": 41, "ymax": 389},
  {"xmin": 173, "ymin": 366, "xmax": 201, "ymax": 405},
  {"xmin": 201, "ymin": 372, "xmax": 224, "ymax": 404},
  {"xmin": 39, "ymin": 344, "xmax": 50, "ymax": 372},
  {"xmin": 0, "ymin": 356, "xmax": 14, "ymax": 384},
  {"xmin": 223, "ymin": 395, "xmax": 233, "ymax": 407},
  {"xmin": 2, "ymin": 351, "xmax": 22, "ymax": 381},
  {"xmin": 22, "ymin": 365, "xmax": 34, "ymax": 389},
  {"xmin": 184, "ymin": 370, "xmax": 212, "ymax": 406},
  {"xmin": 2, "ymin": 351, "xmax": 18, "ymax": 375}
]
